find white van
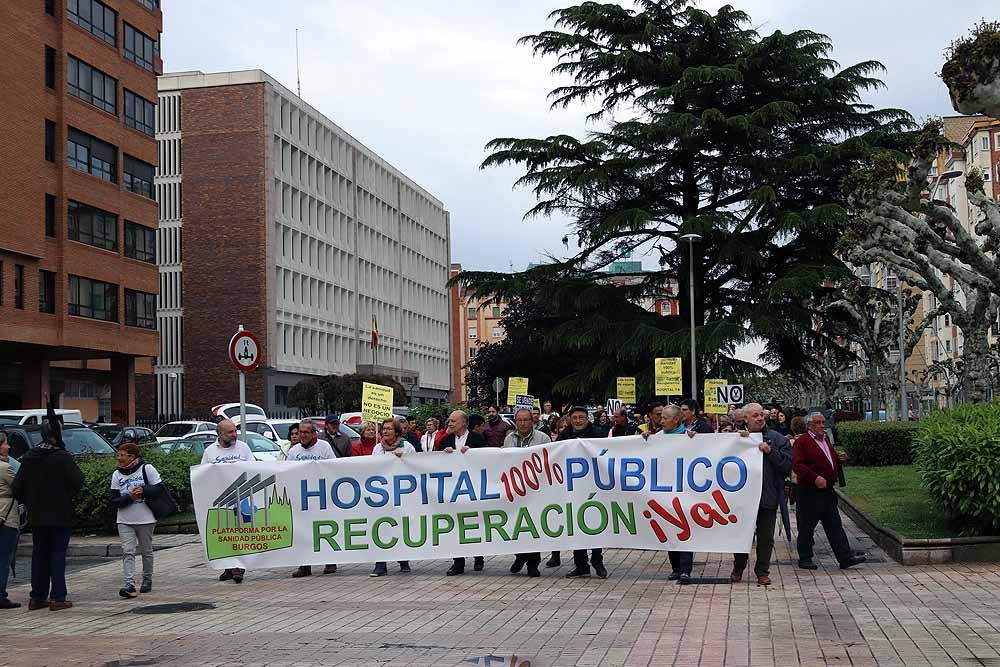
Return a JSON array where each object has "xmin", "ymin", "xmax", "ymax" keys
[{"xmin": 0, "ymin": 408, "xmax": 85, "ymax": 426}]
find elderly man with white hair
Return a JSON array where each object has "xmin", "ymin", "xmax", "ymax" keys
[
  {"xmin": 729, "ymin": 403, "xmax": 792, "ymax": 586},
  {"xmin": 792, "ymin": 411, "xmax": 865, "ymax": 571}
]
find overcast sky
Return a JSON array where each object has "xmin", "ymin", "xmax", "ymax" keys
[{"xmin": 164, "ymin": 1, "xmax": 993, "ymax": 362}]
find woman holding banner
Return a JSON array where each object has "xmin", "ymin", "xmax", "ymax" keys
[{"xmin": 369, "ymin": 419, "xmax": 414, "ymax": 577}]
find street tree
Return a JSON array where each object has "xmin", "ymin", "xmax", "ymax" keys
[{"xmin": 455, "ymin": 0, "xmax": 913, "ymax": 398}]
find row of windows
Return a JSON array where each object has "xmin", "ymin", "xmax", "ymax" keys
[
  {"xmin": 67, "ymin": 0, "xmax": 159, "ymax": 71},
  {"xmin": 468, "ymin": 306, "xmax": 504, "ymax": 319},
  {"xmin": 63, "ymin": 125, "xmax": 155, "ymax": 199},
  {"xmin": 66, "ymin": 199, "xmax": 155, "ymax": 262},
  {"xmin": 68, "ymin": 274, "xmax": 155, "ymax": 328}
]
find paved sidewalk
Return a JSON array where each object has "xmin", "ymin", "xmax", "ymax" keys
[
  {"xmin": 15, "ymin": 532, "xmax": 199, "ymax": 558},
  {"xmin": 3, "ymin": 513, "xmax": 999, "ymax": 667}
]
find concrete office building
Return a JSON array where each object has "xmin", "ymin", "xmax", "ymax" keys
[
  {"xmin": 154, "ymin": 70, "xmax": 452, "ymax": 416},
  {"xmin": 0, "ymin": 0, "xmax": 162, "ymax": 422}
]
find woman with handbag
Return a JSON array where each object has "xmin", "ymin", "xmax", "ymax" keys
[{"xmin": 109, "ymin": 443, "xmax": 165, "ymax": 599}]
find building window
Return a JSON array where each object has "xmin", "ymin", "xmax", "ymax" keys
[
  {"xmin": 123, "ymin": 89, "xmax": 155, "ymax": 135},
  {"xmin": 45, "ymin": 120, "xmax": 55, "ymax": 162},
  {"xmin": 125, "ymin": 289, "xmax": 155, "ymax": 329},
  {"xmin": 467, "ymin": 307, "xmax": 476, "ymax": 319},
  {"xmin": 274, "ymin": 385, "xmax": 289, "ymax": 406},
  {"xmin": 67, "ymin": 127, "xmax": 116, "ymax": 182},
  {"xmin": 38, "ymin": 270, "xmax": 55, "ymax": 314},
  {"xmin": 14, "ymin": 265, "xmax": 24, "ymax": 309},
  {"xmin": 67, "ymin": 0, "xmax": 117, "ymax": 47},
  {"xmin": 984, "ymin": 136, "xmax": 991, "ymax": 151},
  {"xmin": 68, "ymin": 200, "xmax": 117, "ymax": 250},
  {"xmin": 124, "ymin": 221, "xmax": 155, "ymax": 263},
  {"xmin": 492, "ymin": 306, "xmax": 501, "ymax": 318},
  {"xmin": 124, "ymin": 154, "xmax": 153, "ymax": 198},
  {"xmin": 134, "ymin": 0, "xmax": 159, "ymax": 9},
  {"xmin": 68, "ymin": 274, "xmax": 117, "ymax": 322},
  {"xmin": 67, "ymin": 55, "xmax": 117, "ymax": 114},
  {"xmin": 45, "ymin": 194, "xmax": 56, "ymax": 237},
  {"xmin": 45, "ymin": 46, "xmax": 55, "ymax": 88},
  {"xmin": 468, "ymin": 324, "xmax": 477, "ymax": 339},
  {"xmin": 123, "ymin": 23, "xmax": 156, "ymax": 72},
  {"xmin": 45, "ymin": 0, "xmax": 55, "ymax": 15},
  {"xmin": 491, "ymin": 326, "xmax": 503, "ymax": 339},
  {"xmin": 469, "ymin": 347, "xmax": 477, "ymax": 358}
]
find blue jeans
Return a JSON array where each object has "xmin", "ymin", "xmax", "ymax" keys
[
  {"xmin": 30, "ymin": 526, "xmax": 71, "ymax": 603},
  {"xmin": 0, "ymin": 526, "xmax": 17, "ymax": 600}
]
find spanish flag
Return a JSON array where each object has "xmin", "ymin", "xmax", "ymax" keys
[{"xmin": 371, "ymin": 314, "xmax": 379, "ymax": 350}]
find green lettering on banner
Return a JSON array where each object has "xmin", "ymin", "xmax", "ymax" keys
[
  {"xmin": 578, "ymin": 501, "xmax": 609, "ymax": 536},
  {"xmin": 344, "ymin": 518, "xmax": 368, "ymax": 550},
  {"xmin": 457, "ymin": 511, "xmax": 482, "ymax": 544},
  {"xmin": 611, "ymin": 502, "xmax": 637, "ymax": 535},
  {"xmin": 313, "ymin": 521, "xmax": 341, "ymax": 552},
  {"xmin": 540, "ymin": 504, "xmax": 564, "ymax": 538},
  {"xmin": 432, "ymin": 514, "xmax": 455, "ymax": 546},
  {"xmin": 511, "ymin": 507, "xmax": 540, "ymax": 540},
  {"xmin": 565, "ymin": 503, "xmax": 574, "ymax": 536},
  {"xmin": 402, "ymin": 515, "xmax": 427, "ymax": 548},
  {"xmin": 372, "ymin": 516, "xmax": 398, "ymax": 549},
  {"xmin": 482, "ymin": 509, "xmax": 511, "ymax": 542}
]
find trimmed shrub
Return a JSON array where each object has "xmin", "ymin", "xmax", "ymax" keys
[
  {"xmin": 913, "ymin": 402, "xmax": 1000, "ymax": 535},
  {"xmin": 74, "ymin": 449, "xmax": 199, "ymax": 533},
  {"xmin": 834, "ymin": 420, "xmax": 917, "ymax": 466}
]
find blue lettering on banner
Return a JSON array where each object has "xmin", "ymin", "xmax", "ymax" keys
[
  {"xmin": 301, "ymin": 478, "xmax": 326, "ymax": 511},
  {"xmin": 364, "ymin": 476, "xmax": 389, "ymax": 507},
  {"xmin": 687, "ymin": 457, "xmax": 712, "ymax": 493},
  {"xmin": 393, "ymin": 474, "xmax": 417, "ymax": 506},
  {"xmin": 332, "ymin": 477, "xmax": 361, "ymax": 509},
  {"xmin": 620, "ymin": 458, "xmax": 645, "ymax": 491},
  {"xmin": 716, "ymin": 456, "xmax": 748, "ymax": 492}
]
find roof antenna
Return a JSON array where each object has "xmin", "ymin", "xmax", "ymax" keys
[{"xmin": 295, "ymin": 28, "xmax": 301, "ymax": 98}]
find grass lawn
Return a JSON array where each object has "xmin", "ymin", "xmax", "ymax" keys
[
  {"xmin": 158, "ymin": 510, "xmax": 196, "ymax": 526},
  {"xmin": 839, "ymin": 465, "xmax": 960, "ymax": 539}
]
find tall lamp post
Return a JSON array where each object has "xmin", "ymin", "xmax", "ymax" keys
[{"xmin": 680, "ymin": 233, "xmax": 702, "ymax": 401}]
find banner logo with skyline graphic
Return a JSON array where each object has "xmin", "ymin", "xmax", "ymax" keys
[{"xmin": 205, "ymin": 472, "xmax": 293, "ymax": 560}]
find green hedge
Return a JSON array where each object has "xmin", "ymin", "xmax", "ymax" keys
[
  {"xmin": 834, "ymin": 420, "xmax": 917, "ymax": 466},
  {"xmin": 74, "ymin": 450, "xmax": 200, "ymax": 533},
  {"xmin": 914, "ymin": 402, "xmax": 1000, "ymax": 535}
]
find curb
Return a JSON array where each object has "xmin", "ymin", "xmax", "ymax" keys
[
  {"xmin": 15, "ymin": 524, "xmax": 199, "ymax": 559},
  {"xmin": 837, "ymin": 490, "xmax": 1000, "ymax": 565}
]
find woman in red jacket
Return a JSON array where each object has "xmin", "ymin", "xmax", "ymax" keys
[{"xmin": 352, "ymin": 422, "xmax": 378, "ymax": 456}]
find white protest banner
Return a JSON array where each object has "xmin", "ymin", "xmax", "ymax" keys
[{"xmin": 191, "ymin": 434, "xmax": 763, "ymax": 570}]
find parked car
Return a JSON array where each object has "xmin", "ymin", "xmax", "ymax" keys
[
  {"xmin": 95, "ymin": 425, "xmax": 157, "ymax": 448},
  {"xmin": 211, "ymin": 403, "xmax": 267, "ymax": 421},
  {"xmin": 153, "ymin": 431, "xmax": 282, "ymax": 462},
  {"xmin": 0, "ymin": 422, "xmax": 116, "ymax": 458},
  {"xmin": 0, "ymin": 408, "xmax": 84, "ymax": 426},
  {"xmin": 153, "ymin": 420, "xmax": 217, "ymax": 443}
]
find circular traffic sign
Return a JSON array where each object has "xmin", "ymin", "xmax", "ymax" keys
[
  {"xmin": 492, "ymin": 377, "xmax": 505, "ymax": 393},
  {"xmin": 229, "ymin": 330, "xmax": 262, "ymax": 372}
]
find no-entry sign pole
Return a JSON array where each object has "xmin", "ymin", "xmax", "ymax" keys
[{"xmin": 229, "ymin": 324, "xmax": 263, "ymax": 444}]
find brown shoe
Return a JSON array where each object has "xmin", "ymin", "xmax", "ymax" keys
[
  {"xmin": 757, "ymin": 575, "xmax": 771, "ymax": 586},
  {"xmin": 729, "ymin": 569, "xmax": 743, "ymax": 583},
  {"xmin": 28, "ymin": 598, "xmax": 49, "ymax": 611},
  {"xmin": 49, "ymin": 600, "xmax": 73, "ymax": 611}
]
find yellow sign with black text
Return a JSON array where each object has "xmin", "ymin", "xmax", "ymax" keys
[
  {"xmin": 361, "ymin": 382, "xmax": 394, "ymax": 422},
  {"xmin": 654, "ymin": 358, "xmax": 682, "ymax": 395}
]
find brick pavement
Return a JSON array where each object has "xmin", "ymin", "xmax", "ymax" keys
[{"xmin": 3, "ymin": 512, "xmax": 1000, "ymax": 667}]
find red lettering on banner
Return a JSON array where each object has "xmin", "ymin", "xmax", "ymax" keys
[
  {"xmin": 642, "ymin": 491, "xmax": 739, "ymax": 543},
  {"xmin": 500, "ymin": 447, "xmax": 564, "ymax": 502}
]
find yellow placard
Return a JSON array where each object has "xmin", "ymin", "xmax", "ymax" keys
[
  {"xmin": 361, "ymin": 382, "xmax": 394, "ymax": 423},
  {"xmin": 616, "ymin": 377, "xmax": 636, "ymax": 403},
  {"xmin": 534, "ymin": 398, "xmax": 541, "ymax": 411},
  {"xmin": 654, "ymin": 358, "xmax": 682, "ymax": 395},
  {"xmin": 507, "ymin": 377, "xmax": 529, "ymax": 405},
  {"xmin": 703, "ymin": 379, "xmax": 728, "ymax": 414}
]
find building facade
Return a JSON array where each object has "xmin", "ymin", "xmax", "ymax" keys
[
  {"xmin": 0, "ymin": 0, "xmax": 162, "ymax": 422},
  {"xmin": 154, "ymin": 70, "xmax": 452, "ymax": 416},
  {"xmin": 448, "ymin": 263, "xmax": 510, "ymax": 404}
]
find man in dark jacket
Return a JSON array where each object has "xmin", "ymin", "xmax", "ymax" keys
[
  {"xmin": 680, "ymin": 399, "xmax": 714, "ymax": 434},
  {"xmin": 607, "ymin": 408, "xmax": 636, "ymax": 437},
  {"xmin": 318, "ymin": 414, "xmax": 352, "ymax": 458},
  {"xmin": 730, "ymin": 403, "xmax": 793, "ymax": 586},
  {"xmin": 439, "ymin": 411, "xmax": 487, "ymax": 576},
  {"xmin": 481, "ymin": 406, "xmax": 511, "ymax": 447},
  {"xmin": 552, "ymin": 407, "xmax": 608, "ymax": 579},
  {"xmin": 12, "ymin": 403, "xmax": 84, "ymax": 611}
]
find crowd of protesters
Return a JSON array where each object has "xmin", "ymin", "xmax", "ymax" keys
[{"xmin": 0, "ymin": 396, "xmax": 864, "ymax": 609}]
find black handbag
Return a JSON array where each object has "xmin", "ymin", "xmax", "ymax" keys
[{"xmin": 142, "ymin": 465, "xmax": 179, "ymax": 520}]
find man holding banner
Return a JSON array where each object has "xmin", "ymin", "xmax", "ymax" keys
[{"xmin": 439, "ymin": 411, "xmax": 487, "ymax": 575}]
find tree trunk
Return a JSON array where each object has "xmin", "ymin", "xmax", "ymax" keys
[
  {"xmin": 869, "ymin": 362, "xmax": 880, "ymax": 418},
  {"xmin": 961, "ymin": 330, "xmax": 992, "ymax": 403}
]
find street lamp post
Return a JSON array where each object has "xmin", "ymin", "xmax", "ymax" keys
[{"xmin": 680, "ymin": 233, "xmax": 702, "ymax": 401}]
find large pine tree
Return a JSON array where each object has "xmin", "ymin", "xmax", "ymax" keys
[{"xmin": 456, "ymin": 1, "xmax": 912, "ymax": 399}]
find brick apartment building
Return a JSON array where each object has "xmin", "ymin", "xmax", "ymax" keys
[
  {"xmin": 154, "ymin": 70, "xmax": 452, "ymax": 416},
  {"xmin": 0, "ymin": 1, "xmax": 161, "ymax": 422}
]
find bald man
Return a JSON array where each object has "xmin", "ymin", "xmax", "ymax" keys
[{"xmin": 200, "ymin": 419, "xmax": 254, "ymax": 584}]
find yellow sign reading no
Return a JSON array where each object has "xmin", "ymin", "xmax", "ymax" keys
[{"xmin": 361, "ymin": 382, "xmax": 394, "ymax": 423}]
